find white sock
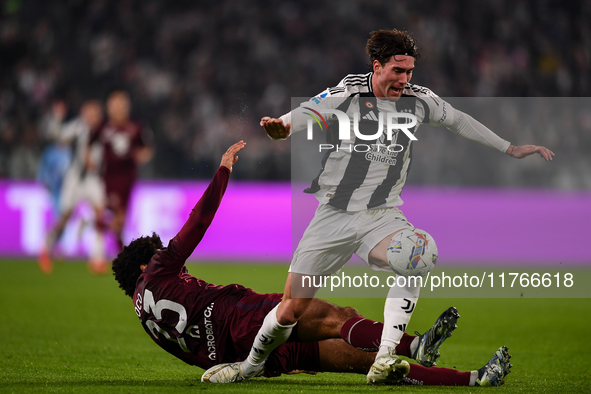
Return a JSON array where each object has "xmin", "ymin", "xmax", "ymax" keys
[
  {"xmin": 377, "ymin": 278, "xmax": 421, "ymax": 358},
  {"xmin": 469, "ymin": 370, "xmax": 478, "ymax": 386},
  {"xmin": 409, "ymin": 336, "xmax": 419, "ymax": 357},
  {"xmin": 243, "ymin": 304, "xmax": 295, "ymax": 377},
  {"xmin": 90, "ymin": 227, "xmax": 106, "ymax": 260}
]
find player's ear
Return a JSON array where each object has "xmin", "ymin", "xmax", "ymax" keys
[{"xmin": 373, "ymin": 59, "xmax": 382, "ymax": 74}]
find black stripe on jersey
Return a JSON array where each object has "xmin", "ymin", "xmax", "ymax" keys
[
  {"xmin": 343, "ymin": 74, "xmax": 367, "ymax": 82},
  {"xmin": 344, "ymin": 82, "xmax": 369, "ymax": 87},
  {"xmin": 367, "ymin": 97, "xmax": 418, "ymax": 208},
  {"xmin": 367, "ymin": 137, "xmax": 412, "ymax": 209},
  {"xmin": 401, "ymin": 94, "xmax": 431, "ymax": 124},
  {"xmin": 343, "ymin": 75, "xmax": 369, "ymax": 86},
  {"xmin": 367, "ymin": 73, "xmax": 373, "ymax": 92},
  {"xmin": 329, "ymin": 135, "xmax": 374, "ymax": 210},
  {"xmin": 329, "ymin": 94, "xmax": 377, "ymax": 210},
  {"xmin": 329, "ymin": 87, "xmax": 346, "ymax": 94},
  {"xmin": 305, "ymin": 97, "xmax": 354, "ymax": 195},
  {"xmin": 343, "ymin": 77, "xmax": 366, "ymax": 84}
]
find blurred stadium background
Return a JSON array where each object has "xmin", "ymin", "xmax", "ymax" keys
[{"xmin": 0, "ymin": 0, "xmax": 589, "ymax": 262}]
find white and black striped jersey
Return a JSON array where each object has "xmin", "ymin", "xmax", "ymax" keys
[
  {"xmin": 281, "ymin": 72, "xmax": 510, "ymax": 211},
  {"xmin": 59, "ymin": 117, "xmax": 102, "ymax": 179}
]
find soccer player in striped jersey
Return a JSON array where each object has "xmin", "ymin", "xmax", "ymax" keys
[
  {"xmin": 207, "ymin": 29, "xmax": 554, "ymax": 385},
  {"xmin": 38, "ymin": 100, "xmax": 108, "ymax": 274}
]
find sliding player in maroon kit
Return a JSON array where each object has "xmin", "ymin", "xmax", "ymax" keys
[
  {"xmin": 89, "ymin": 90, "xmax": 153, "ymax": 251},
  {"xmin": 112, "ymin": 141, "xmax": 511, "ymax": 387}
]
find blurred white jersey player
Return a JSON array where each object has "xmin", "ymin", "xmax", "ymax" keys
[
  {"xmin": 39, "ymin": 100, "xmax": 109, "ymax": 275},
  {"xmin": 204, "ymin": 29, "xmax": 555, "ymax": 385}
]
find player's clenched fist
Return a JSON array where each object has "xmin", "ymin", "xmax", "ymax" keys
[
  {"xmin": 220, "ymin": 140, "xmax": 246, "ymax": 173},
  {"xmin": 261, "ymin": 117, "xmax": 291, "ymax": 140}
]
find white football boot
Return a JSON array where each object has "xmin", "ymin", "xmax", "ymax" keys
[{"xmin": 366, "ymin": 349, "xmax": 410, "ymax": 384}]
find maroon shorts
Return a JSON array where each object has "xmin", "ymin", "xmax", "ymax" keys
[
  {"xmin": 105, "ymin": 174, "xmax": 135, "ymax": 211},
  {"xmin": 229, "ymin": 293, "xmax": 320, "ymax": 377}
]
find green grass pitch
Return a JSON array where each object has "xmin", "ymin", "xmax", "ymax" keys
[{"xmin": 1, "ymin": 261, "xmax": 590, "ymax": 393}]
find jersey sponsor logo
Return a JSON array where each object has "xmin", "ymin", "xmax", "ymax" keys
[
  {"xmin": 364, "ymin": 143, "xmax": 400, "ymax": 166},
  {"xmin": 365, "ymin": 151, "xmax": 397, "ymax": 166},
  {"xmin": 203, "ymin": 302, "xmax": 217, "ymax": 361}
]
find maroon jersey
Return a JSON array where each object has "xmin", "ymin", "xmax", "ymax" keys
[
  {"xmin": 132, "ymin": 166, "xmax": 257, "ymax": 367},
  {"xmin": 90, "ymin": 119, "xmax": 146, "ymax": 178}
]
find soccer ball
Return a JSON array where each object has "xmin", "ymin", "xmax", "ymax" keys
[{"xmin": 386, "ymin": 228, "xmax": 438, "ymax": 277}]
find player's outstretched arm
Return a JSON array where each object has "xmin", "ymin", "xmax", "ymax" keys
[
  {"xmin": 261, "ymin": 117, "xmax": 291, "ymax": 140},
  {"xmin": 176, "ymin": 141, "xmax": 246, "ymax": 254},
  {"xmin": 219, "ymin": 140, "xmax": 245, "ymax": 172},
  {"xmin": 506, "ymin": 144, "xmax": 555, "ymax": 161}
]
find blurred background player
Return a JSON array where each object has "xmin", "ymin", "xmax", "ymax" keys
[
  {"xmin": 36, "ymin": 98, "xmax": 72, "ymax": 234},
  {"xmin": 89, "ymin": 90, "xmax": 153, "ymax": 252},
  {"xmin": 38, "ymin": 100, "xmax": 108, "ymax": 274}
]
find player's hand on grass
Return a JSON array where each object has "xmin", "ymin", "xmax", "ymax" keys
[
  {"xmin": 221, "ymin": 140, "xmax": 246, "ymax": 173},
  {"xmin": 261, "ymin": 117, "xmax": 291, "ymax": 140},
  {"xmin": 507, "ymin": 144, "xmax": 555, "ymax": 161}
]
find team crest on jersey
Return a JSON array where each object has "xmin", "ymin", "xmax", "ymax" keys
[{"xmin": 365, "ymin": 101, "xmax": 374, "ymax": 108}]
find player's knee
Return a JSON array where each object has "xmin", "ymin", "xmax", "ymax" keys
[
  {"xmin": 277, "ymin": 299, "xmax": 310, "ymax": 325},
  {"xmin": 276, "ymin": 308, "xmax": 299, "ymax": 326}
]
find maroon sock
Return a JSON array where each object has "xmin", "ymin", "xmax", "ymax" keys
[
  {"xmin": 340, "ymin": 316, "xmax": 416, "ymax": 357},
  {"xmin": 405, "ymin": 363, "xmax": 471, "ymax": 386},
  {"xmin": 396, "ymin": 330, "xmax": 415, "ymax": 358}
]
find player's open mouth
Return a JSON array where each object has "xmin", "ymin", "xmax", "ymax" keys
[{"xmin": 390, "ymin": 87, "xmax": 402, "ymax": 95}]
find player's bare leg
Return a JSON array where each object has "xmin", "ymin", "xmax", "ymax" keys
[
  {"xmin": 276, "ymin": 272, "xmax": 318, "ymax": 323},
  {"xmin": 111, "ymin": 207, "xmax": 126, "ymax": 252},
  {"xmin": 367, "ymin": 230, "xmax": 420, "ymax": 383},
  {"xmin": 39, "ymin": 210, "xmax": 73, "ymax": 274},
  {"xmin": 294, "ymin": 299, "xmax": 360, "ymax": 342},
  {"xmin": 88, "ymin": 205, "xmax": 108, "ymax": 275},
  {"xmin": 318, "ymin": 339, "xmax": 377, "ymax": 374}
]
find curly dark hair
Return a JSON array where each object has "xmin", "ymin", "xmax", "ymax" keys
[
  {"xmin": 112, "ymin": 232, "xmax": 163, "ymax": 298},
  {"xmin": 365, "ymin": 29, "xmax": 420, "ymax": 69}
]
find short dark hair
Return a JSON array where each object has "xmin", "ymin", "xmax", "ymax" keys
[
  {"xmin": 112, "ymin": 232, "xmax": 163, "ymax": 298},
  {"xmin": 365, "ymin": 29, "xmax": 420, "ymax": 69}
]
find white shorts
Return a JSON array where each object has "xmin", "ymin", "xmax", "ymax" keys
[
  {"xmin": 290, "ymin": 204, "xmax": 414, "ymax": 276},
  {"xmin": 60, "ymin": 168, "xmax": 106, "ymax": 213}
]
